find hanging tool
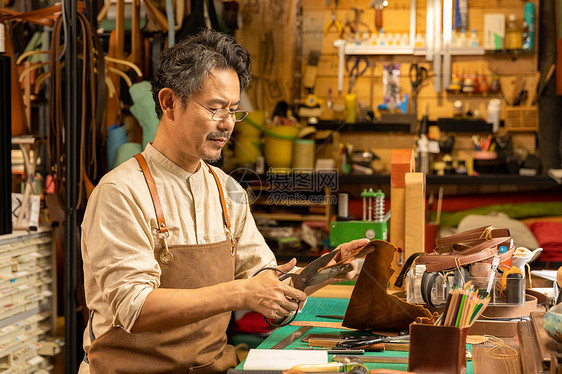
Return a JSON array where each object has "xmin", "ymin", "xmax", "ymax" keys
[
  {"xmin": 409, "ymin": 63, "xmax": 428, "ymax": 118},
  {"xmin": 324, "ymin": 0, "xmax": 343, "ymax": 37},
  {"xmin": 299, "ymin": 50, "xmax": 322, "ymax": 118},
  {"xmin": 347, "ymin": 8, "xmax": 371, "ymax": 42},
  {"xmin": 334, "ymin": 39, "xmax": 346, "ymax": 94},
  {"xmin": 346, "ymin": 55, "xmax": 369, "ymax": 94},
  {"xmin": 368, "ymin": 58, "xmax": 376, "ymax": 117},
  {"xmin": 370, "ymin": 0, "xmax": 388, "ymax": 30}
]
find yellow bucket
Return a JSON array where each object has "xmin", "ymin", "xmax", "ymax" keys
[
  {"xmin": 264, "ymin": 125, "xmax": 299, "ymax": 168},
  {"xmin": 235, "ymin": 111, "xmax": 264, "ymax": 165}
]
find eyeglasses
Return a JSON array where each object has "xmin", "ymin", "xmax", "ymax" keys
[{"xmin": 188, "ymin": 96, "xmax": 248, "ymax": 122}]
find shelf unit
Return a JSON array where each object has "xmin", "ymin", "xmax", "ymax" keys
[
  {"xmin": 338, "ymin": 174, "xmax": 560, "ymax": 187},
  {"xmin": 0, "ymin": 229, "xmax": 58, "ymax": 373},
  {"xmin": 250, "ymin": 186, "xmax": 333, "ymax": 225}
]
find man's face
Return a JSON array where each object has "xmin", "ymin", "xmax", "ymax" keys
[{"xmin": 171, "ymin": 68, "xmax": 241, "ymax": 165}]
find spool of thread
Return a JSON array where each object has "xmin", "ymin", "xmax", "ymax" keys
[
  {"xmin": 292, "ymin": 139, "xmax": 315, "ymax": 169},
  {"xmin": 506, "ymin": 273, "xmax": 523, "ymax": 304},
  {"xmin": 338, "ymin": 193, "xmax": 349, "ymax": 218}
]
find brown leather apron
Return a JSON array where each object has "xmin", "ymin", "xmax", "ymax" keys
[{"xmin": 87, "ymin": 154, "xmax": 238, "ymax": 373}]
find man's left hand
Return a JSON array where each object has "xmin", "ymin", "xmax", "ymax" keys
[{"xmin": 302, "ymin": 238, "xmax": 371, "ymax": 295}]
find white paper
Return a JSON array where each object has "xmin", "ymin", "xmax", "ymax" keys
[{"xmin": 243, "ymin": 349, "xmax": 327, "ymax": 370}]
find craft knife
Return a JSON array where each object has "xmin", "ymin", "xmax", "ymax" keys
[{"xmin": 270, "ymin": 325, "xmax": 313, "ymax": 350}]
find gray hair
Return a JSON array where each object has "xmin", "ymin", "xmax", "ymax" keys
[{"xmin": 151, "ymin": 28, "xmax": 252, "ymax": 118}]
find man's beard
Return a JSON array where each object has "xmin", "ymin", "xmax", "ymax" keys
[{"xmin": 202, "ymin": 130, "xmax": 230, "ymax": 163}]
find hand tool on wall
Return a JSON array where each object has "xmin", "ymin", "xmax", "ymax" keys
[
  {"xmin": 324, "ymin": 11, "xmax": 343, "ymax": 37},
  {"xmin": 408, "ymin": 63, "xmax": 428, "ymax": 118},
  {"xmin": 334, "ymin": 39, "xmax": 346, "ymax": 94},
  {"xmin": 324, "ymin": 0, "xmax": 343, "ymax": 37},
  {"xmin": 370, "ymin": 0, "xmax": 387, "ymax": 30},
  {"xmin": 346, "ymin": 55, "xmax": 369, "ymax": 94},
  {"xmin": 347, "ymin": 8, "xmax": 371, "ymax": 42}
]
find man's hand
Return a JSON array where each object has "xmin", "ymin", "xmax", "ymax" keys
[
  {"xmin": 302, "ymin": 238, "xmax": 371, "ymax": 295},
  {"xmin": 330, "ymin": 238, "xmax": 371, "ymax": 280},
  {"xmin": 243, "ymin": 259, "xmax": 307, "ymax": 319}
]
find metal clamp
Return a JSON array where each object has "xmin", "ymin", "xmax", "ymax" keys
[{"xmin": 159, "ymin": 232, "xmax": 173, "ymax": 264}]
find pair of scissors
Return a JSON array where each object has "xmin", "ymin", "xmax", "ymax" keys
[
  {"xmin": 346, "ymin": 55, "xmax": 369, "ymax": 94},
  {"xmin": 254, "ymin": 248, "xmax": 354, "ymax": 327},
  {"xmin": 255, "ymin": 240, "xmax": 378, "ymax": 327}
]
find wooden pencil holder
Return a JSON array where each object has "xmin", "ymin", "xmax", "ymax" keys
[{"xmin": 408, "ymin": 317, "xmax": 469, "ymax": 374}]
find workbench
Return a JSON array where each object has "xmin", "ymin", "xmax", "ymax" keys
[{"xmin": 235, "ymin": 285, "xmax": 524, "ymax": 373}]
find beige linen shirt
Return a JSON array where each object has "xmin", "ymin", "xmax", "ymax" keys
[{"xmin": 80, "ymin": 144, "xmax": 276, "ymax": 369}]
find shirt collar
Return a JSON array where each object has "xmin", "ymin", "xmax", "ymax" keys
[{"xmin": 144, "ymin": 143, "xmax": 205, "ymax": 180}]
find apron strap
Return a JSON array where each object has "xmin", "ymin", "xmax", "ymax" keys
[
  {"xmin": 134, "ymin": 153, "xmax": 169, "ymax": 237},
  {"xmin": 133, "ymin": 154, "xmax": 233, "ymax": 254},
  {"xmin": 205, "ymin": 163, "xmax": 231, "ymax": 230}
]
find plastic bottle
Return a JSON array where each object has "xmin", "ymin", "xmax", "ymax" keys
[
  {"xmin": 523, "ymin": 2, "xmax": 535, "ymax": 51},
  {"xmin": 406, "ymin": 265, "xmax": 427, "ymax": 304},
  {"xmin": 415, "ymin": 33, "xmax": 425, "ymax": 48},
  {"xmin": 378, "ymin": 29, "xmax": 386, "ymax": 47},
  {"xmin": 487, "ymin": 98, "xmax": 501, "ymax": 133},
  {"xmin": 505, "ymin": 14, "xmax": 522, "ymax": 49},
  {"xmin": 457, "ymin": 28, "xmax": 468, "ymax": 47},
  {"xmin": 451, "ymin": 27, "xmax": 458, "ymax": 48},
  {"xmin": 521, "ymin": 21, "xmax": 529, "ymax": 50},
  {"xmin": 387, "ymin": 33, "xmax": 395, "ymax": 46},
  {"xmin": 469, "ymin": 28, "xmax": 479, "ymax": 47}
]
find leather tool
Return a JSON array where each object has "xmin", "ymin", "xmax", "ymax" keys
[
  {"xmin": 271, "ymin": 326, "xmax": 313, "ymax": 350},
  {"xmin": 333, "ymin": 355, "xmax": 409, "ymax": 365},
  {"xmin": 256, "ymin": 244, "xmax": 375, "ymax": 327}
]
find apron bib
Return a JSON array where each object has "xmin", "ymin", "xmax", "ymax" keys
[{"xmin": 87, "ymin": 155, "xmax": 237, "ymax": 373}]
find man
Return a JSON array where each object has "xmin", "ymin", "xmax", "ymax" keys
[{"xmin": 80, "ymin": 29, "xmax": 368, "ymax": 373}]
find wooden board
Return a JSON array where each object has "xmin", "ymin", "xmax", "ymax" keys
[
  {"xmin": 530, "ymin": 311, "xmax": 562, "ymax": 370},
  {"xmin": 517, "ymin": 320, "xmax": 548, "ymax": 374}
]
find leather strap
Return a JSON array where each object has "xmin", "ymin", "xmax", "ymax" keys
[
  {"xmin": 435, "ymin": 225, "xmax": 510, "ymax": 247},
  {"xmin": 47, "ymin": 11, "xmax": 104, "ymax": 209},
  {"xmin": 417, "ymin": 237, "xmax": 515, "ymax": 273},
  {"xmin": 134, "ymin": 153, "xmax": 168, "ymax": 236},
  {"xmin": 206, "ymin": 163, "xmax": 231, "ymax": 230},
  {"xmin": 133, "ymin": 155, "xmax": 232, "ymax": 239}
]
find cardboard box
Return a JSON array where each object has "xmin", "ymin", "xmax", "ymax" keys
[{"xmin": 484, "ymin": 14, "xmax": 505, "ymax": 50}]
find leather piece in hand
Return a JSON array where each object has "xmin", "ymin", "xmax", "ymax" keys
[{"xmin": 343, "ymin": 240, "xmax": 432, "ymax": 331}]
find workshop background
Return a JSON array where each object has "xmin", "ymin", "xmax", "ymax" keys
[{"xmin": 2, "ymin": 0, "xmax": 562, "ymax": 373}]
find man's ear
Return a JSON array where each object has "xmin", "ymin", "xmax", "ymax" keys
[{"xmin": 159, "ymin": 88, "xmax": 176, "ymax": 119}]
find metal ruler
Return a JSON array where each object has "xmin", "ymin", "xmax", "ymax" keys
[
  {"xmin": 333, "ymin": 355, "xmax": 409, "ymax": 364},
  {"xmin": 271, "ymin": 325, "xmax": 313, "ymax": 350}
]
